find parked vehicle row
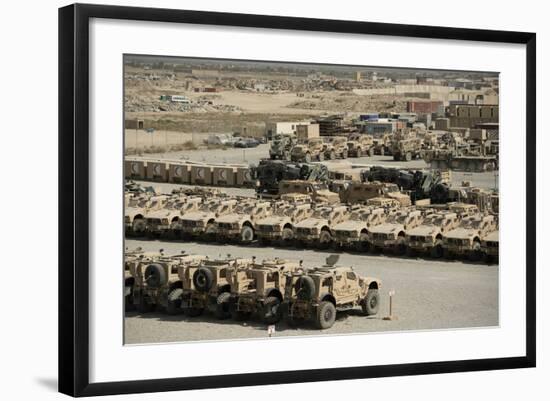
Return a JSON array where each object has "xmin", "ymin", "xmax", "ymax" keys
[
  {"xmin": 125, "ymin": 190, "xmax": 499, "ymax": 263},
  {"xmin": 125, "ymin": 251, "xmax": 381, "ymax": 330}
]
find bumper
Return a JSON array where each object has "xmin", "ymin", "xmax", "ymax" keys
[
  {"xmin": 181, "ymin": 226, "xmax": 206, "ymax": 235},
  {"xmin": 370, "ymin": 238, "xmax": 397, "ymax": 247},
  {"xmin": 408, "ymin": 240, "xmax": 435, "ymax": 250},
  {"xmin": 256, "ymin": 231, "xmax": 282, "ymax": 239}
]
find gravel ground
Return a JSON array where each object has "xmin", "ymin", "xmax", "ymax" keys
[{"xmin": 124, "ymin": 239, "xmax": 498, "ymax": 345}]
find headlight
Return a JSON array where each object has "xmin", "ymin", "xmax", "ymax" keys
[{"xmin": 161, "ymin": 218, "xmax": 169, "ymax": 225}]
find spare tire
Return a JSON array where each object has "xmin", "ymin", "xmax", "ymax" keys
[
  {"xmin": 193, "ymin": 267, "xmax": 214, "ymax": 292},
  {"xmin": 144, "ymin": 263, "xmax": 167, "ymax": 288},
  {"xmin": 295, "ymin": 276, "xmax": 315, "ymax": 300}
]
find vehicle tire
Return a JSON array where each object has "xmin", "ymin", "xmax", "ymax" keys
[
  {"xmin": 166, "ymin": 288, "xmax": 183, "ymax": 315},
  {"xmin": 469, "ymin": 241, "xmax": 483, "ymax": 262},
  {"xmin": 185, "ymin": 307, "xmax": 204, "ymax": 317},
  {"xmin": 304, "ymin": 153, "xmax": 312, "ymax": 163},
  {"xmin": 393, "ymin": 154, "xmax": 400, "ymax": 161},
  {"xmin": 395, "ymin": 239, "xmax": 407, "ymax": 255},
  {"xmin": 362, "ymin": 289, "xmax": 380, "ymax": 316},
  {"xmin": 357, "ymin": 232, "xmax": 370, "ymax": 252},
  {"xmin": 263, "ymin": 296, "xmax": 282, "ymax": 324},
  {"xmin": 137, "ymin": 294, "xmax": 154, "ymax": 314},
  {"xmin": 315, "ymin": 301, "xmax": 336, "ymax": 329},
  {"xmin": 342, "ymin": 150, "xmax": 348, "ymax": 159},
  {"xmin": 405, "ymin": 152, "xmax": 412, "ymax": 162},
  {"xmin": 368, "ymin": 147, "xmax": 375, "ymax": 157},
  {"xmin": 431, "ymin": 241, "xmax": 444, "ymax": 258},
  {"xmin": 295, "ymin": 276, "xmax": 315, "ymax": 300},
  {"xmin": 283, "ymin": 151, "xmax": 291, "ymax": 161},
  {"xmin": 204, "ymin": 222, "xmax": 217, "ymax": 241},
  {"xmin": 318, "ymin": 153, "xmax": 325, "ymax": 162},
  {"xmin": 132, "ymin": 219, "xmax": 146, "ymax": 235},
  {"xmin": 193, "ymin": 267, "xmax": 214, "ymax": 292},
  {"xmin": 215, "ymin": 292, "xmax": 232, "ymax": 320},
  {"xmin": 318, "ymin": 230, "xmax": 332, "ymax": 249},
  {"xmin": 379, "ymin": 147, "xmax": 385, "ymax": 156},
  {"xmin": 144, "ymin": 263, "xmax": 167, "ymax": 288},
  {"xmin": 329, "ymin": 151, "xmax": 336, "ymax": 160},
  {"xmin": 240, "ymin": 225, "xmax": 255, "ymax": 244},
  {"xmin": 355, "ymin": 148, "xmax": 362, "ymax": 158}
]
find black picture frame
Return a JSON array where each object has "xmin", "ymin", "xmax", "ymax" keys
[{"xmin": 58, "ymin": 3, "xmax": 536, "ymax": 397}]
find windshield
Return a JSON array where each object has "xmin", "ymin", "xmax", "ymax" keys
[
  {"xmin": 235, "ymin": 205, "xmax": 255, "ymax": 214},
  {"xmin": 386, "ymin": 214, "xmax": 408, "ymax": 224},
  {"xmin": 460, "ymin": 219, "xmax": 483, "ymax": 229},
  {"xmin": 313, "ymin": 209, "xmax": 332, "ymax": 219}
]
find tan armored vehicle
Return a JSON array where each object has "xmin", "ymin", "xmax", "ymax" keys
[
  {"xmin": 177, "ymin": 257, "xmax": 253, "ymax": 318},
  {"xmin": 178, "ymin": 198, "xmax": 238, "ymax": 239},
  {"xmin": 323, "ymin": 136, "xmax": 349, "ymax": 159},
  {"xmin": 392, "ymin": 137, "xmax": 423, "ymax": 161},
  {"xmin": 332, "ymin": 206, "xmax": 387, "ymax": 251},
  {"xmin": 282, "ymin": 255, "xmax": 382, "ymax": 329},
  {"xmin": 144, "ymin": 196, "xmax": 202, "ymax": 237},
  {"xmin": 215, "ymin": 200, "xmax": 271, "ymax": 243},
  {"xmin": 227, "ymin": 258, "xmax": 302, "ymax": 323},
  {"xmin": 278, "ymin": 180, "xmax": 340, "ymax": 204},
  {"xmin": 125, "ymin": 195, "xmax": 167, "ymax": 235},
  {"xmin": 290, "ymin": 138, "xmax": 325, "ymax": 162},
  {"xmin": 341, "ymin": 181, "xmax": 412, "ymax": 207},
  {"xmin": 133, "ymin": 252, "xmax": 207, "ymax": 314},
  {"xmin": 293, "ymin": 205, "xmax": 349, "ymax": 248},
  {"xmin": 255, "ymin": 202, "xmax": 313, "ymax": 245},
  {"xmin": 366, "ymin": 197, "xmax": 402, "ymax": 209},
  {"xmin": 405, "ymin": 212, "xmax": 461, "ymax": 257},
  {"xmin": 368, "ymin": 209, "xmax": 424, "ymax": 254},
  {"xmin": 481, "ymin": 230, "xmax": 499, "ymax": 263},
  {"xmin": 347, "ymin": 133, "xmax": 375, "ymax": 157},
  {"xmin": 448, "ymin": 202, "xmax": 479, "ymax": 218},
  {"xmin": 373, "ymin": 133, "xmax": 392, "ymax": 156},
  {"xmin": 124, "ymin": 248, "xmax": 162, "ymax": 311},
  {"xmin": 443, "ymin": 214, "xmax": 498, "ymax": 261}
]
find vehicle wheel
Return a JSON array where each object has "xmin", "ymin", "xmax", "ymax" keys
[
  {"xmin": 137, "ymin": 294, "xmax": 154, "ymax": 314},
  {"xmin": 395, "ymin": 239, "xmax": 407, "ymax": 255},
  {"xmin": 215, "ymin": 292, "xmax": 232, "ymax": 319},
  {"xmin": 368, "ymin": 147, "xmax": 375, "ymax": 157},
  {"xmin": 281, "ymin": 227, "xmax": 294, "ymax": 244},
  {"xmin": 315, "ymin": 301, "xmax": 336, "ymax": 329},
  {"xmin": 185, "ymin": 307, "xmax": 204, "ymax": 317},
  {"xmin": 318, "ymin": 153, "xmax": 325, "ymax": 162},
  {"xmin": 240, "ymin": 225, "xmax": 255, "ymax": 244},
  {"xmin": 144, "ymin": 263, "xmax": 167, "ymax": 288},
  {"xmin": 431, "ymin": 241, "xmax": 444, "ymax": 258},
  {"xmin": 204, "ymin": 222, "xmax": 217, "ymax": 241},
  {"xmin": 357, "ymin": 232, "xmax": 370, "ymax": 252},
  {"xmin": 405, "ymin": 152, "xmax": 412, "ymax": 162},
  {"xmin": 132, "ymin": 219, "xmax": 146, "ymax": 235},
  {"xmin": 283, "ymin": 151, "xmax": 291, "ymax": 161},
  {"xmin": 329, "ymin": 151, "xmax": 336, "ymax": 160},
  {"xmin": 469, "ymin": 241, "xmax": 483, "ymax": 262},
  {"xmin": 393, "ymin": 154, "xmax": 400, "ymax": 161},
  {"xmin": 124, "ymin": 280, "xmax": 135, "ymax": 311},
  {"xmin": 318, "ymin": 230, "xmax": 332, "ymax": 249},
  {"xmin": 166, "ymin": 288, "xmax": 183, "ymax": 315},
  {"xmin": 379, "ymin": 147, "xmax": 385, "ymax": 156},
  {"xmin": 263, "ymin": 296, "xmax": 282, "ymax": 324},
  {"xmin": 362, "ymin": 289, "xmax": 380, "ymax": 316},
  {"xmin": 193, "ymin": 267, "xmax": 214, "ymax": 292},
  {"xmin": 342, "ymin": 150, "xmax": 348, "ymax": 159},
  {"xmin": 355, "ymin": 148, "xmax": 362, "ymax": 158},
  {"xmin": 304, "ymin": 153, "xmax": 312, "ymax": 163},
  {"xmin": 295, "ymin": 276, "xmax": 316, "ymax": 300}
]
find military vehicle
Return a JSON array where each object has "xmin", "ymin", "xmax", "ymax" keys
[
  {"xmin": 215, "ymin": 200, "xmax": 271, "ymax": 243},
  {"xmin": 481, "ymin": 230, "xmax": 499, "ymax": 263},
  {"xmin": 422, "ymin": 146, "xmax": 498, "ymax": 172},
  {"xmin": 366, "ymin": 197, "xmax": 402, "ymax": 209},
  {"xmin": 255, "ymin": 202, "xmax": 313, "ymax": 245},
  {"xmin": 392, "ymin": 137, "xmax": 423, "ymax": 161},
  {"xmin": 368, "ymin": 209, "xmax": 424, "ymax": 254},
  {"xmin": 144, "ymin": 196, "xmax": 202, "ymax": 237},
  {"xmin": 405, "ymin": 211, "xmax": 460, "ymax": 257},
  {"xmin": 227, "ymin": 258, "xmax": 302, "ymax": 322},
  {"xmin": 341, "ymin": 181, "xmax": 412, "ymax": 207},
  {"xmin": 332, "ymin": 206, "xmax": 387, "ymax": 251},
  {"xmin": 177, "ymin": 257, "xmax": 253, "ymax": 318},
  {"xmin": 448, "ymin": 202, "xmax": 479, "ymax": 218},
  {"xmin": 372, "ymin": 133, "xmax": 392, "ymax": 156},
  {"xmin": 125, "ymin": 195, "xmax": 167, "ymax": 235},
  {"xmin": 178, "ymin": 198, "xmax": 238, "ymax": 239},
  {"xmin": 124, "ymin": 248, "xmax": 162, "ymax": 311},
  {"xmin": 443, "ymin": 214, "xmax": 498, "ymax": 261},
  {"xmin": 269, "ymin": 133, "xmax": 296, "ymax": 160},
  {"xmin": 278, "ymin": 180, "xmax": 340, "ymax": 204},
  {"xmin": 293, "ymin": 205, "xmax": 349, "ymax": 248},
  {"xmin": 347, "ymin": 133, "xmax": 375, "ymax": 157},
  {"xmin": 254, "ymin": 159, "xmax": 329, "ymax": 198},
  {"xmin": 323, "ymin": 136, "xmax": 349, "ymax": 159},
  {"xmin": 133, "ymin": 252, "xmax": 207, "ymax": 314},
  {"xmin": 282, "ymin": 255, "xmax": 382, "ymax": 329},
  {"xmin": 290, "ymin": 137, "xmax": 325, "ymax": 162}
]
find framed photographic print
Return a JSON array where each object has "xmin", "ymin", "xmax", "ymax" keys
[{"xmin": 58, "ymin": 3, "xmax": 536, "ymax": 397}]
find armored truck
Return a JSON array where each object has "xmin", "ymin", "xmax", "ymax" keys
[
  {"xmin": 392, "ymin": 137, "xmax": 423, "ymax": 161},
  {"xmin": 293, "ymin": 205, "xmax": 349, "ymax": 248},
  {"xmin": 332, "ymin": 206, "xmax": 387, "ymax": 251},
  {"xmin": 227, "ymin": 258, "xmax": 302, "ymax": 323},
  {"xmin": 278, "ymin": 180, "xmax": 340, "ymax": 204},
  {"xmin": 282, "ymin": 256, "xmax": 382, "ymax": 329},
  {"xmin": 255, "ymin": 202, "xmax": 313, "ymax": 245},
  {"xmin": 269, "ymin": 133, "xmax": 296, "ymax": 160},
  {"xmin": 405, "ymin": 212, "xmax": 460, "ymax": 257},
  {"xmin": 144, "ymin": 196, "xmax": 202, "ymax": 237},
  {"xmin": 125, "ymin": 194, "xmax": 167, "ymax": 235},
  {"xmin": 481, "ymin": 230, "xmax": 499, "ymax": 263},
  {"xmin": 177, "ymin": 198, "xmax": 237, "ymax": 239},
  {"xmin": 368, "ymin": 209, "xmax": 424, "ymax": 254},
  {"xmin": 290, "ymin": 138, "xmax": 325, "ymax": 162},
  {"xmin": 347, "ymin": 133, "xmax": 375, "ymax": 157},
  {"xmin": 323, "ymin": 136, "xmax": 349, "ymax": 159},
  {"xmin": 443, "ymin": 214, "xmax": 498, "ymax": 261},
  {"xmin": 215, "ymin": 200, "xmax": 271, "ymax": 243}
]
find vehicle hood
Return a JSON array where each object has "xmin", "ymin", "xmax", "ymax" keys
[
  {"xmin": 216, "ymin": 213, "xmax": 247, "ymax": 223},
  {"xmin": 256, "ymin": 216, "xmax": 287, "ymax": 226},
  {"xmin": 445, "ymin": 228, "xmax": 477, "ymax": 239},
  {"xmin": 294, "ymin": 218, "xmax": 327, "ymax": 228},
  {"xmin": 145, "ymin": 209, "xmax": 175, "ymax": 219},
  {"xmin": 369, "ymin": 223, "xmax": 404, "ymax": 234},
  {"xmin": 407, "ymin": 226, "xmax": 440, "ymax": 237},
  {"xmin": 182, "ymin": 211, "xmax": 213, "ymax": 221},
  {"xmin": 333, "ymin": 221, "xmax": 364, "ymax": 231},
  {"xmin": 484, "ymin": 231, "xmax": 499, "ymax": 242}
]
